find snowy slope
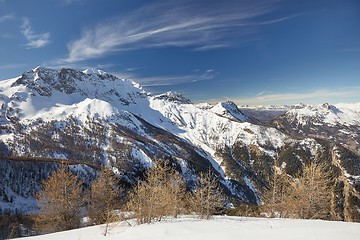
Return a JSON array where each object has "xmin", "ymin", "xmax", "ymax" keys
[
  {"xmin": 149, "ymin": 95, "xmax": 285, "ymax": 176},
  {"xmin": 149, "ymin": 95, "xmax": 285, "ymax": 157},
  {"xmin": 18, "ymin": 216, "xmax": 360, "ymax": 240}
]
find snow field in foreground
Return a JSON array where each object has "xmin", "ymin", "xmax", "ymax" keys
[{"xmin": 19, "ymin": 216, "xmax": 360, "ymax": 240}]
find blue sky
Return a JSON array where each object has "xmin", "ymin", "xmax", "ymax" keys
[{"xmin": 0, "ymin": 0, "xmax": 359, "ymax": 105}]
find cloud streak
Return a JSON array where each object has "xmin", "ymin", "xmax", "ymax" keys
[
  {"xmin": 21, "ymin": 18, "xmax": 50, "ymax": 49},
  {"xmin": 61, "ymin": 0, "xmax": 86, "ymax": 5},
  {"xmin": 113, "ymin": 69, "xmax": 215, "ymax": 87},
  {"xmin": 136, "ymin": 69, "xmax": 215, "ymax": 87},
  {"xmin": 0, "ymin": 14, "xmax": 15, "ymax": 23},
  {"xmin": 63, "ymin": 0, "xmax": 297, "ymax": 63}
]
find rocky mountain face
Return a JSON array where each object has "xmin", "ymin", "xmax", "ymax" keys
[{"xmin": 0, "ymin": 67, "xmax": 359, "ymax": 221}]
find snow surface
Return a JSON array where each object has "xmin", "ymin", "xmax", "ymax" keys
[{"xmin": 19, "ymin": 216, "xmax": 360, "ymax": 240}]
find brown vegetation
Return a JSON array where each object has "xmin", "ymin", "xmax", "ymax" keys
[
  {"xmin": 88, "ymin": 168, "xmax": 120, "ymax": 236},
  {"xmin": 261, "ymin": 161, "xmax": 333, "ymax": 220},
  {"xmin": 33, "ymin": 165, "xmax": 85, "ymax": 233},
  {"xmin": 126, "ymin": 160, "xmax": 186, "ymax": 224},
  {"xmin": 190, "ymin": 170, "xmax": 225, "ymax": 219},
  {"xmin": 291, "ymin": 162, "xmax": 332, "ymax": 219}
]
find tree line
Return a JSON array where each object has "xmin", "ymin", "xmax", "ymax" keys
[
  {"xmin": 32, "ymin": 160, "xmax": 224, "ymax": 236},
  {"xmin": 24, "ymin": 159, "xmax": 346, "ymax": 237}
]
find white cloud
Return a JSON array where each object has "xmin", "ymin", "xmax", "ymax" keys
[
  {"xmin": 63, "ymin": 1, "xmax": 298, "ymax": 63},
  {"xmin": 0, "ymin": 14, "xmax": 15, "ymax": 23},
  {"xmin": 21, "ymin": 18, "xmax": 50, "ymax": 49}
]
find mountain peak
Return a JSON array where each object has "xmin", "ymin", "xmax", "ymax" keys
[
  {"xmin": 0, "ymin": 67, "xmax": 149, "ymax": 122},
  {"xmin": 153, "ymin": 91, "xmax": 192, "ymax": 104},
  {"xmin": 10, "ymin": 67, "xmax": 144, "ymax": 98},
  {"xmin": 13, "ymin": 67, "xmax": 74, "ymax": 96},
  {"xmin": 211, "ymin": 101, "xmax": 249, "ymax": 122}
]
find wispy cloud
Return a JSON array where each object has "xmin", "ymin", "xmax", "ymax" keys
[
  {"xmin": 125, "ymin": 67, "xmax": 143, "ymax": 72},
  {"xmin": 113, "ymin": 69, "xmax": 215, "ymax": 87},
  {"xmin": 203, "ymin": 88, "xmax": 360, "ymax": 106},
  {"xmin": 0, "ymin": 14, "xmax": 15, "ymax": 23},
  {"xmin": 338, "ymin": 48, "xmax": 360, "ymax": 53},
  {"xmin": 60, "ymin": 0, "xmax": 86, "ymax": 6},
  {"xmin": 45, "ymin": 61, "xmax": 213, "ymax": 87},
  {"xmin": 63, "ymin": 0, "xmax": 298, "ymax": 63},
  {"xmin": 0, "ymin": 63, "xmax": 26, "ymax": 70},
  {"xmin": 256, "ymin": 91, "xmax": 273, "ymax": 96},
  {"xmin": 21, "ymin": 18, "xmax": 50, "ymax": 49}
]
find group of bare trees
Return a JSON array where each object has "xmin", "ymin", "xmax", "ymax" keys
[
  {"xmin": 261, "ymin": 161, "xmax": 333, "ymax": 220},
  {"xmin": 33, "ymin": 160, "xmax": 225, "ymax": 234},
  {"xmin": 87, "ymin": 168, "xmax": 120, "ymax": 236},
  {"xmin": 126, "ymin": 161, "xmax": 186, "ymax": 224},
  {"xmin": 126, "ymin": 161, "xmax": 225, "ymax": 224},
  {"xmin": 191, "ymin": 171, "xmax": 225, "ymax": 219},
  {"xmin": 33, "ymin": 166, "xmax": 120, "ymax": 235},
  {"xmin": 34, "ymin": 158, "xmax": 335, "ymax": 235},
  {"xmin": 34, "ymin": 166, "xmax": 85, "ymax": 233}
]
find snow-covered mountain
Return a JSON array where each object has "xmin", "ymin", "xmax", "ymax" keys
[
  {"xmin": 0, "ymin": 67, "xmax": 359, "ymax": 221},
  {"xmin": 274, "ymin": 103, "xmax": 360, "ymax": 128},
  {"xmin": 272, "ymin": 103, "xmax": 360, "ymax": 153},
  {"xmin": 209, "ymin": 101, "xmax": 251, "ymax": 122}
]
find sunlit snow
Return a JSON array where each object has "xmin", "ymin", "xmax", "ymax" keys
[{"xmin": 18, "ymin": 216, "xmax": 360, "ymax": 240}]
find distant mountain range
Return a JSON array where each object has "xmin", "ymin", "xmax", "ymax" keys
[{"xmin": 0, "ymin": 67, "xmax": 359, "ymax": 221}]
